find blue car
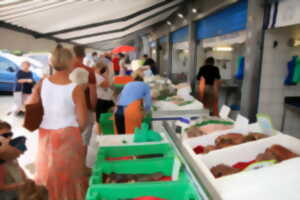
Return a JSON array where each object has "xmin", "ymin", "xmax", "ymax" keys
[{"xmin": 0, "ymin": 53, "xmax": 41, "ymax": 92}]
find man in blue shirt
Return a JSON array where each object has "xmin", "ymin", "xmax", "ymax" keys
[{"xmin": 115, "ymin": 74, "xmax": 152, "ymax": 134}]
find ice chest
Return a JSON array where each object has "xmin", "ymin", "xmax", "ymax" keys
[
  {"xmin": 95, "ymin": 143, "xmax": 174, "ymax": 163},
  {"xmin": 86, "ymin": 181, "xmax": 202, "ymax": 200},
  {"xmin": 193, "ymin": 134, "xmax": 300, "ymax": 200}
]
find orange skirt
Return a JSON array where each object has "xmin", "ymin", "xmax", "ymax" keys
[{"xmin": 35, "ymin": 127, "xmax": 88, "ymax": 200}]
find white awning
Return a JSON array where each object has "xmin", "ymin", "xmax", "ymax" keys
[{"xmin": 0, "ymin": 0, "xmax": 182, "ymax": 46}]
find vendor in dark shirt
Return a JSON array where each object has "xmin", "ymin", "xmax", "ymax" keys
[
  {"xmin": 14, "ymin": 61, "xmax": 35, "ymax": 115},
  {"xmin": 196, "ymin": 57, "xmax": 221, "ymax": 116},
  {"xmin": 143, "ymin": 54, "xmax": 158, "ymax": 75}
]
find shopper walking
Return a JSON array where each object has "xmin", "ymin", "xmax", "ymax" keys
[
  {"xmin": 119, "ymin": 53, "xmax": 127, "ymax": 75},
  {"xmin": 114, "ymin": 71, "xmax": 151, "ymax": 134},
  {"xmin": 101, "ymin": 52, "xmax": 114, "ymax": 84},
  {"xmin": 112, "ymin": 54, "xmax": 120, "ymax": 75},
  {"xmin": 94, "ymin": 62, "xmax": 115, "ymax": 133},
  {"xmin": 28, "ymin": 45, "xmax": 88, "ymax": 200},
  {"xmin": 143, "ymin": 54, "xmax": 158, "ymax": 75},
  {"xmin": 13, "ymin": 61, "xmax": 35, "ymax": 115},
  {"xmin": 196, "ymin": 57, "xmax": 221, "ymax": 116},
  {"xmin": 73, "ymin": 45, "xmax": 97, "ymax": 147}
]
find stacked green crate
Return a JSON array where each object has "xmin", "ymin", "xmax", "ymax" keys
[
  {"xmin": 95, "ymin": 143, "xmax": 174, "ymax": 164},
  {"xmin": 87, "ymin": 143, "xmax": 202, "ymax": 200},
  {"xmin": 86, "ymin": 181, "xmax": 201, "ymax": 200},
  {"xmin": 90, "ymin": 157, "xmax": 185, "ymax": 186}
]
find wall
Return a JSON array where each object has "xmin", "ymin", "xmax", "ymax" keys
[
  {"xmin": 258, "ymin": 25, "xmax": 300, "ymax": 137},
  {"xmin": 0, "ymin": 28, "xmax": 75, "ymax": 52},
  {"xmin": 0, "ymin": 27, "xmax": 96, "ymax": 53}
]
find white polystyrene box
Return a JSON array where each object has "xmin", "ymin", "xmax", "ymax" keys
[
  {"xmin": 179, "ymin": 113, "xmax": 237, "ymax": 141},
  {"xmin": 182, "ymin": 122, "xmax": 280, "ymax": 158},
  {"xmin": 194, "ymin": 134, "xmax": 300, "ymax": 200},
  {"xmin": 153, "ymin": 98, "xmax": 203, "ymax": 111},
  {"xmin": 96, "ymin": 132, "xmax": 168, "ymax": 147}
]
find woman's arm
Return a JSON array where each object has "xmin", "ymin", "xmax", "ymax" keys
[{"xmin": 73, "ymin": 85, "xmax": 88, "ymax": 131}]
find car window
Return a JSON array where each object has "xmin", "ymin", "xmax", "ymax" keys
[{"xmin": 0, "ymin": 56, "xmax": 18, "ymax": 72}]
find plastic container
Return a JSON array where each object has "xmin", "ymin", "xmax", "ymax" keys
[
  {"xmin": 91, "ymin": 157, "xmax": 180, "ymax": 185},
  {"xmin": 96, "ymin": 143, "xmax": 174, "ymax": 163},
  {"xmin": 86, "ymin": 181, "xmax": 201, "ymax": 200},
  {"xmin": 99, "ymin": 113, "xmax": 114, "ymax": 135}
]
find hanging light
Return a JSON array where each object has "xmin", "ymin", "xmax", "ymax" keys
[
  {"xmin": 213, "ymin": 46, "xmax": 233, "ymax": 52},
  {"xmin": 192, "ymin": 8, "xmax": 197, "ymax": 13},
  {"xmin": 166, "ymin": 21, "xmax": 172, "ymax": 26},
  {"xmin": 177, "ymin": 13, "xmax": 184, "ymax": 18}
]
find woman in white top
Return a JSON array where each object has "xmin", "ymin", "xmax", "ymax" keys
[
  {"xmin": 94, "ymin": 61, "xmax": 114, "ymax": 133},
  {"xmin": 27, "ymin": 45, "xmax": 88, "ymax": 200}
]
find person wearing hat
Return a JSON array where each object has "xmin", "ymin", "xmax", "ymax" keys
[{"xmin": 114, "ymin": 70, "xmax": 151, "ymax": 134}]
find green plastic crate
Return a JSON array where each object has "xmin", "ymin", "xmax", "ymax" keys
[
  {"xmin": 99, "ymin": 113, "xmax": 115, "ymax": 135},
  {"xmin": 95, "ymin": 143, "xmax": 174, "ymax": 164},
  {"xmin": 86, "ymin": 181, "xmax": 201, "ymax": 200},
  {"xmin": 91, "ymin": 157, "xmax": 180, "ymax": 185}
]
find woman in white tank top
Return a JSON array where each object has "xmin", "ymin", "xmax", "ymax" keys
[{"xmin": 27, "ymin": 45, "xmax": 88, "ymax": 200}]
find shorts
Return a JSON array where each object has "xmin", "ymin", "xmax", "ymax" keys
[{"xmin": 96, "ymin": 99, "xmax": 115, "ymax": 121}]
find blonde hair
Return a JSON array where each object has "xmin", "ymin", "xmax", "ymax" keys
[
  {"xmin": 95, "ymin": 61, "xmax": 108, "ymax": 74},
  {"xmin": 51, "ymin": 45, "xmax": 73, "ymax": 71}
]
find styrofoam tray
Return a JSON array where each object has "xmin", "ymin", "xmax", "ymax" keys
[
  {"xmin": 96, "ymin": 132, "xmax": 168, "ymax": 147},
  {"xmin": 183, "ymin": 122, "xmax": 279, "ymax": 157},
  {"xmin": 194, "ymin": 134, "xmax": 300, "ymax": 199},
  {"xmin": 153, "ymin": 98, "xmax": 203, "ymax": 111}
]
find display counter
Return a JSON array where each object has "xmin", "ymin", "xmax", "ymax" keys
[{"xmin": 159, "ymin": 119, "xmax": 300, "ymax": 200}]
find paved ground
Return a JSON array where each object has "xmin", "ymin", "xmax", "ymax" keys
[{"xmin": 0, "ymin": 93, "xmax": 37, "ymax": 178}]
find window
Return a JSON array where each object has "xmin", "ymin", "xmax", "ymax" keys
[{"xmin": 0, "ymin": 56, "xmax": 18, "ymax": 72}]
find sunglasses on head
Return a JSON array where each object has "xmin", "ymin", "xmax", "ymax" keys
[{"xmin": 0, "ymin": 132, "xmax": 13, "ymax": 138}]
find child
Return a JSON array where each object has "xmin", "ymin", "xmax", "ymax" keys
[
  {"xmin": 0, "ymin": 120, "xmax": 48, "ymax": 200},
  {"xmin": 0, "ymin": 120, "xmax": 26, "ymax": 200}
]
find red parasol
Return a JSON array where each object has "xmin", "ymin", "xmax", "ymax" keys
[{"xmin": 112, "ymin": 45, "xmax": 136, "ymax": 54}]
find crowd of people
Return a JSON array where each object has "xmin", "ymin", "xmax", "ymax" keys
[
  {"xmin": 0, "ymin": 41, "xmax": 222, "ymax": 200},
  {"xmin": 0, "ymin": 44, "xmax": 157, "ymax": 200}
]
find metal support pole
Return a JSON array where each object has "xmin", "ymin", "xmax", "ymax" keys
[
  {"xmin": 155, "ymin": 39, "xmax": 160, "ymax": 74},
  {"xmin": 167, "ymin": 33, "xmax": 173, "ymax": 79},
  {"xmin": 187, "ymin": 3, "xmax": 197, "ymax": 93},
  {"xmin": 240, "ymin": 0, "xmax": 265, "ymax": 122}
]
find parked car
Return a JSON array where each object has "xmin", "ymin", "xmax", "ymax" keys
[{"xmin": 0, "ymin": 52, "xmax": 41, "ymax": 92}]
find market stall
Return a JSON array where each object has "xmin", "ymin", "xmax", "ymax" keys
[
  {"xmin": 162, "ymin": 115, "xmax": 300, "ymax": 200},
  {"xmin": 144, "ymin": 75, "xmax": 209, "ymax": 119},
  {"xmin": 195, "ymin": 0, "xmax": 248, "ymax": 116}
]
